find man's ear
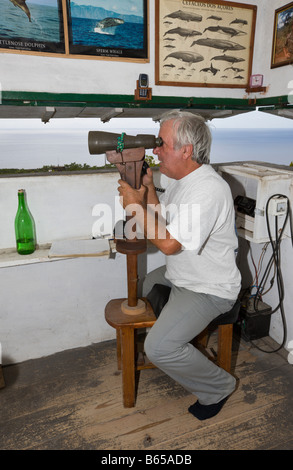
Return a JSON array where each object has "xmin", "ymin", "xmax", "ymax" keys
[{"xmin": 182, "ymin": 144, "xmax": 193, "ymax": 160}]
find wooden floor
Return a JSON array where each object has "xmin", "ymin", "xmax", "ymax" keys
[{"xmin": 1, "ymin": 332, "xmax": 293, "ymax": 450}]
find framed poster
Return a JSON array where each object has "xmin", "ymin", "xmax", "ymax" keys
[
  {"xmin": 67, "ymin": 0, "xmax": 148, "ymax": 60},
  {"xmin": 0, "ymin": 0, "xmax": 65, "ymax": 54},
  {"xmin": 0, "ymin": 0, "xmax": 148, "ymax": 62},
  {"xmin": 155, "ymin": 0, "xmax": 257, "ymax": 88},
  {"xmin": 271, "ymin": 2, "xmax": 293, "ymax": 68}
]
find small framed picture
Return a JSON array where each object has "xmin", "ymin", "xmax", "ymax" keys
[
  {"xmin": 249, "ymin": 74, "xmax": 263, "ymax": 87},
  {"xmin": 271, "ymin": 1, "xmax": 293, "ymax": 68}
]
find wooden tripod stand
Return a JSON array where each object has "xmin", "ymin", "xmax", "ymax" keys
[
  {"xmin": 104, "ymin": 147, "xmax": 157, "ymax": 407},
  {"xmin": 106, "ymin": 147, "xmax": 149, "ymax": 314}
]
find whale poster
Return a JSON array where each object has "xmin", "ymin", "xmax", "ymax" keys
[
  {"xmin": 67, "ymin": 0, "xmax": 148, "ymax": 60},
  {"xmin": 0, "ymin": 0, "xmax": 148, "ymax": 61},
  {"xmin": 155, "ymin": 0, "xmax": 257, "ymax": 88},
  {"xmin": 0, "ymin": 0, "xmax": 65, "ymax": 54}
]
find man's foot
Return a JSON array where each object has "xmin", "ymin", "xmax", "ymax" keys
[{"xmin": 188, "ymin": 395, "xmax": 229, "ymax": 420}]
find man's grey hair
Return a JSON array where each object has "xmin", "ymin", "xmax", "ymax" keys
[{"xmin": 159, "ymin": 110, "xmax": 212, "ymax": 164}]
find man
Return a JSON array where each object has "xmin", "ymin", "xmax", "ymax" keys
[{"xmin": 118, "ymin": 110, "xmax": 241, "ymax": 420}]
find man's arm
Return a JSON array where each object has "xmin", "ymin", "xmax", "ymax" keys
[
  {"xmin": 142, "ymin": 167, "xmax": 160, "ymax": 205},
  {"xmin": 118, "ymin": 171, "xmax": 181, "ymax": 255},
  {"xmin": 143, "ymin": 202, "xmax": 182, "ymax": 255}
]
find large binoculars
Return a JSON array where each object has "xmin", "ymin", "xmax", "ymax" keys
[{"xmin": 88, "ymin": 131, "xmax": 162, "ymax": 155}]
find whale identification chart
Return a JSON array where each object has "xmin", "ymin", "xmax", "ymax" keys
[{"xmin": 155, "ymin": 0, "xmax": 257, "ymax": 88}]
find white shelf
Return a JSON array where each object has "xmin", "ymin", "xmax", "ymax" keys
[
  {"xmin": 0, "ymin": 245, "xmax": 55, "ymax": 268},
  {"xmin": 0, "ymin": 238, "xmax": 111, "ymax": 268}
]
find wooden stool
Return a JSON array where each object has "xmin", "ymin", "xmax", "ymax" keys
[
  {"xmin": 105, "ymin": 298, "xmax": 156, "ymax": 408},
  {"xmin": 105, "ymin": 297, "xmax": 240, "ymax": 408},
  {"xmin": 196, "ymin": 300, "xmax": 240, "ymax": 373}
]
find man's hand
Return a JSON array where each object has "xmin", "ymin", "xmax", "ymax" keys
[
  {"xmin": 142, "ymin": 166, "xmax": 154, "ymax": 188},
  {"xmin": 117, "ymin": 179, "xmax": 147, "ymax": 213},
  {"xmin": 117, "ymin": 173, "xmax": 181, "ymax": 256}
]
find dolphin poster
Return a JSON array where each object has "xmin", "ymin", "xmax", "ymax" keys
[
  {"xmin": 67, "ymin": 0, "xmax": 148, "ymax": 59},
  {"xmin": 0, "ymin": 0, "xmax": 65, "ymax": 54}
]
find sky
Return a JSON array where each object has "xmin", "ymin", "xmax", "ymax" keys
[
  {"xmin": 211, "ymin": 108, "xmax": 293, "ymax": 129},
  {"xmin": 69, "ymin": 0, "xmax": 144, "ymax": 17},
  {"xmin": 29, "ymin": 0, "xmax": 58, "ymax": 5},
  {"xmin": 278, "ymin": 7, "xmax": 293, "ymax": 29}
]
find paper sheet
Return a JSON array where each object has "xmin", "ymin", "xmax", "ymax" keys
[{"xmin": 48, "ymin": 238, "xmax": 110, "ymax": 258}]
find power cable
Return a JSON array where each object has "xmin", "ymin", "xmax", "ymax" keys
[{"xmin": 251, "ymin": 194, "xmax": 292, "ymax": 353}]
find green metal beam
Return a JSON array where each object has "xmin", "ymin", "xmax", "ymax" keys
[
  {"xmin": 255, "ymin": 94, "xmax": 291, "ymax": 107},
  {"xmin": 1, "ymin": 91, "xmax": 291, "ymax": 110},
  {"xmin": 1, "ymin": 91, "xmax": 256, "ymax": 111}
]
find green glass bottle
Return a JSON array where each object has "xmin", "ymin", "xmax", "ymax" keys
[{"xmin": 14, "ymin": 189, "xmax": 36, "ymax": 255}]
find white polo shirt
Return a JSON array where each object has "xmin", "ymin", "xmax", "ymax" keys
[{"xmin": 160, "ymin": 164, "xmax": 241, "ymax": 300}]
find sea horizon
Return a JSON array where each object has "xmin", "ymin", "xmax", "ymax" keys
[{"xmin": 0, "ymin": 126, "xmax": 292, "ymax": 170}]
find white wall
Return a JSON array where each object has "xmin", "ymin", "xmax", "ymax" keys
[
  {"xmin": 1, "ymin": 164, "xmax": 292, "ymax": 365},
  {"xmin": 0, "ymin": 170, "xmax": 165, "ymax": 365},
  {"xmin": 0, "ymin": 172, "xmax": 115, "ymax": 249},
  {"xmin": 0, "ymin": 248, "xmax": 165, "ymax": 365},
  {"xmin": 0, "ymin": 0, "xmax": 291, "ymax": 101},
  {"xmin": 252, "ymin": 0, "xmax": 293, "ymax": 99}
]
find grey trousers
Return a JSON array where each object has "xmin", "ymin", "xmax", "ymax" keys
[{"xmin": 143, "ymin": 266, "xmax": 237, "ymax": 405}]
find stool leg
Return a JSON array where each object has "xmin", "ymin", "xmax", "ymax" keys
[
  {"xmin": 217, "ymin": 324, "xmax": 233, "ymax": 373},
  {"xmin": 121, "ymin": 327, "xmax": 136, "ymax": 408},
  {"xmin": 116, "ymin": 329, "xmax": 122, "ymax": 370},
  {"xmin": 195, "ymin": 327, "xmax": 209, "ymax": 348}
]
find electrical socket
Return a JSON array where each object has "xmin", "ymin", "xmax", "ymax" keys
[{"xmin": 267, "ymin": 196, "xmax": 288, "ymax": 217}]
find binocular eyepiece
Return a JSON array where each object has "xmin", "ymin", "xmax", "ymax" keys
[{"xmin": 88, "ymin": 131, "xmax": 162, "ymax": 155}]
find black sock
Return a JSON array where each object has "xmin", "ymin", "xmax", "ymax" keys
[{"xmin": 188, "ymin": 396, "xmax": 229, "ymax": 421}]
